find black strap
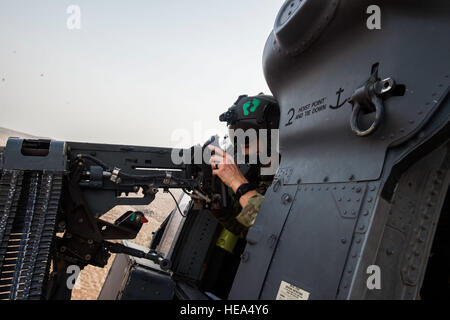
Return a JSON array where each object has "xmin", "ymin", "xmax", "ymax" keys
[{"xmin": 234, "ymin": 182, "xmax": 257, "ymax": 201}]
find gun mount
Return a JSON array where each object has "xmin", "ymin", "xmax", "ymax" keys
[{"xmin": 0, "ymin": 137, "xmax": 232, "ymax": 299}]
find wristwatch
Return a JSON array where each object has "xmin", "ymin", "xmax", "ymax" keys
[{"xmin": 234, "ymin": 182, "xmax": 257, "ymax": 201}]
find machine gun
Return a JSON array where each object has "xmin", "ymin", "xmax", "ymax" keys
[{"xmin": 0, "ymin": 136, "xmax": 235, "ymax": 299}]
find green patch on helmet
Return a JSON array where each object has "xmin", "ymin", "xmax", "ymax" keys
[{"xmin": 243, "ymin": 98, "xmax": 261, "ymax": 116}]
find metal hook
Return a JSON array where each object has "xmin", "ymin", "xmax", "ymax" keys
[{"xmin": 349, "ymin": 78, "xmax": 394, "ymax": 137}]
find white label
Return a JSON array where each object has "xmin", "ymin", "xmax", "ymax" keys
[{"xmin": 276, "ymin": 280, "xmax": 310, "ymax": 300}]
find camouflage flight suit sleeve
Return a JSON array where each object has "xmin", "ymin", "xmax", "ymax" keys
[
  {"xmin": 209, "ymin": 192, "xmax": 265, "ymax": 238},
  {"xmin": 235, "ymin": 192, "xmax": 264, "ymax": 228}
]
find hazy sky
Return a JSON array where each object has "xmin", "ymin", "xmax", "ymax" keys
[{"xmin": 0, "ymin": 0, "xmax": 284, "ymax": 147}]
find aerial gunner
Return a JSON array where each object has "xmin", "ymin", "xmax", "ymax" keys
[{"xmin": 207, "ymin": 93, "xmax": 280, "ymax": 238}]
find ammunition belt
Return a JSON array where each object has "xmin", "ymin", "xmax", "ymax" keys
[{"xmin": 0, "ymin": 170, "xmax": 62, "ymax": 300}]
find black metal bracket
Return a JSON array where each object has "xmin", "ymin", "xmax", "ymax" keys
[{"xmin": 348, "ymin": 64, "xmax": 403, "ymax": 137}]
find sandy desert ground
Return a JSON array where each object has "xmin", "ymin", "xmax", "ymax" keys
[{"xmin": 0, "ymin": 127, "xmax": 179, "ymax": 300}]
